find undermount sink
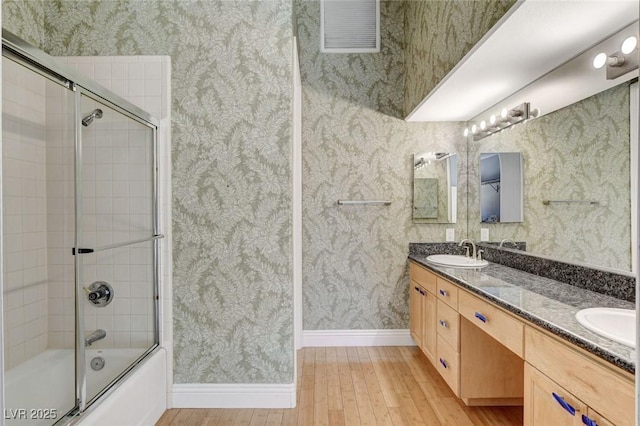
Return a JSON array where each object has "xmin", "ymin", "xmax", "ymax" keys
[
  {"xmin": 426, "ymin": 254, "xmax": 489, "ymax": 269},
  {"xmin": 575, "ymin": 308, "xmax": 635, "ymax": 348}
]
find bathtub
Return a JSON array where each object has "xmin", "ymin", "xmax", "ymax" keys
[{"xmin": 4, "ymin": 348, "xmax": 166, "ymax": 426}]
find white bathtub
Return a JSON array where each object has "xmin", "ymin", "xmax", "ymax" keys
[{"xmin": 4, "ymin": 348, "xmax": 166, "ymax": 426}]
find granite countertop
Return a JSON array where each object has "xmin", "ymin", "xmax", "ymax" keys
[{"xmin": 409, "ymin": 254, "xmax": 635, "ymax": 374}]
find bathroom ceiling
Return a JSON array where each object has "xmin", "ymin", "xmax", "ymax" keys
[{"xmin": 405, "ymin": 0, "xmax": 640, "ymax": 122}]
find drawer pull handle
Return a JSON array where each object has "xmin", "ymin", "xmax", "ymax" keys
[
  {"xmin": 419, "ymin": 290, "xmax": 425, "ymax": 295},
  {"xmin": 581, "ymin": 415, "xmax": 597, "ymax": 426},
  {"xmin": 474, "ymin": 312, "xmax": 487, "ymax": 323},
  {"xmin": 414, "ymin": 286, "xmax": 419, "ymax": 292},
  {"xmin": 439, "ymin": 358, "xmax": 448, "ymax": 369},
  {"xmin": 439, "ymin": 289, "xmax": 448, "ymax": 297},
  {"xmin": 552, "ymin": 392, "xmax": 576, "ymax": 416},
  {"xmin": 439, "ymin": 320, "xmax": 448, "ymax": 328}
]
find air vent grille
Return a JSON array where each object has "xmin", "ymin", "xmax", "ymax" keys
[{"xmin": 321, "ymin": 0, "xmax": 380, "ymax": 53}]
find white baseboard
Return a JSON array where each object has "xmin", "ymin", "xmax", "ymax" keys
[
  {"xmin": 302, "ymin": 329, "xmax": 416, "ymax": 347},
  {"xmin": 172, "ymin": 383, "xmax": 296, "ymax": 408}
]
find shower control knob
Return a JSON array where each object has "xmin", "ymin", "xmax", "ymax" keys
[{"xmin": 85, "ymin": 281, "xmax": 114, "ymax": 307}]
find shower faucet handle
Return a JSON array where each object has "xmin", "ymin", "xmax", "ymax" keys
[{"xmin": 85, "ymin": 281, "xmax": 114, "ymax": 307}]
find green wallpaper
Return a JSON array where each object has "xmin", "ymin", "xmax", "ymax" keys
[
  {"xmin": 4, "ymin": 0, "xmax": 294, "ymax": 384},
  {"xmin": 403, "ymin": 0, "xmax": 516, "ymax": 117},
  {"xmin": 469, "ymin": 83, "xmax": 632, "ymax": 271},
  {"xmin": 296, "ymin": 0, "xmax": 465, "ymax": 330},
  {"xmin": 2, "ymin": 0, "xmax": 45, "ymax": 45}
]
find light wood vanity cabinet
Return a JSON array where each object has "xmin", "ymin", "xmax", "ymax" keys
[
  {"xmin": 525, "ymin": 363, "xmax": 621, "ymax": 426},
  {"xmin": 436, "ymin": 334, "xmax": 460, "ymax": 396},
  {"xmin": 524, "ymin": 363, "xmax": 620, "ymax": 426},
  {"xmin": 436, "ymin": 300, "xmax": 459, "ymax": 350},
  {"xmin": 409, "ymin": 265, "xmax": 437, "ymax": 363},
  {"xmin": 436, "ymin": 277, "xmax": 458, "ymax": 309},
  {"xmin": 409, "ymin": 283, "xmax": 424, "ymax": 346},
  {"xmin": 410, "ymin": 282, "xmax": 436, "ymax": 360},
  {"xmin": 525, "ymin": 327, "xmax": 633, "ymax": 426},
  {"xmin": 409, "ymin": 261, "xmax": 634, "ymax": 423},
  {"xmin": 458, "ymin": 290, "xmax": 524, "ymax": 357},
  {"xmin": 524, "ymin": 364, "xmax": 586, "ymax": 426},
  {"xmin": 410, "ymin": 262, "xmax": 523, "ymax": 403}
]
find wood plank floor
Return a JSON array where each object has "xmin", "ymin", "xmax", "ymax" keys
[{"xmin": 157, "ymin": 346, "xmax": 523, "ymax": 426}]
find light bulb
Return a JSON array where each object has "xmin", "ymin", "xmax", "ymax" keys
[
  {"xmin": 471, "ymin": 124, "xmax": 478, "ymax": 134},
  {"xmin": 489, "ymin": 115, "xmax": 496, "ymax": 125},
  {"xmin": 593, "ymin": 52, "xmax": 607, "ymax": 69},
  {"xmin": 500, "ymin": 108, "xmax": 508, "ymax": 119},
  {"xmin": 621, "ymin": 36, "xmax": 637, "ymax": 54},
  {"xmin": 480, "ymin": 120, "xmax": 486, "ymax": 130},
  {"xmin": 463, "ymin": 128, "xmax": 469, "ymax": 137}
]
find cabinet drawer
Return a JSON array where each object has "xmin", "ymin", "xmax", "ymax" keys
[
  {"xmin": 436, "ymin": 278, "xmax": 458, "ymax": 309},
  {"xmin": 436, "ymin": 335, "xmax": 460, "ymax": 397},
  {"xmin": 458, "ymin": 290, "xmax": 523, "ymax": 357},
  {"xmin": 410, "ymin": 262, "xmax": 437, "ymax": 294},
  {"xmin": 436, "ymin": 299, "xmax": 459, "ymax": 351},
  {"xmin": 524, "ymin": 363, "xmax": 587, "ymax": 426},
  {"xmin": 525, "ymin": 327, "xmax": 634, "ymax": 426}
]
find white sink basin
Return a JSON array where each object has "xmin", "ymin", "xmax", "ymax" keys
[
  {"xmin": 426, "ymin": 254, "xmax": 489, "ymax": 269},
  {"xmin": 575, "ymin": 308, "xmax": 635, "ymax": 348}
]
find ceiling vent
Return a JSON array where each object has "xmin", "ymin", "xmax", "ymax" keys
[{"xmin": 320, "ymin": 0, "xmax": 380, "ymax": 53}]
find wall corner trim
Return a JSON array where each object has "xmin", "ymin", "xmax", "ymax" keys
[
  {"xmin": 171, "ymin": 383, "xmax": 296, "ymax": 409},
  {"xmin": 302, "ymin": 329, "xmax": 415, "ymax": 347}
]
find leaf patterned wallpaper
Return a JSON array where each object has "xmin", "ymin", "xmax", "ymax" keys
[
  {"xmin": 468, "ymin": 83, "xmax": 632, "ymax": 271},
  {"xmin": 3, "ymin": 0, "xmax": 295, "ymax": 384},
  {"xmin": 6, "ymin": 0, "xmax": 628, "ymax": 387},
  {"xmin": 403, "ymin": 0, "xmax": 516, "ymax": 117},
  {"xmin": 296, "ymin": 0, "xmax": 465, "ymax": 330}
]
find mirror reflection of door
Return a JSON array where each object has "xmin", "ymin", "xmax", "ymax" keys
[
  {"xmin": 413, "ymin": 153, "xmax": 457, "ymax": 223},
  {"xmin": 480, "ymin": 152, "xmax": 523, "ymax": 223}
]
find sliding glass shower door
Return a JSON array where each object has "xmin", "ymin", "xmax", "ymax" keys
[
  {"xmin": 2, "ymin": 30, "xmax": 161, "ymax": 424},
  {"xmin": 76, "ymin": 93, "xmax": 158, "ymax": 406}
]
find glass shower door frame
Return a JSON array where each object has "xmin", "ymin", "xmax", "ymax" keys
[
  {"xmin": 73, "ymin": 87, "xmax": 161, "ymax": 413},
  {"xmin": 2, "ymin": 29, "xmax": 162, "ymax": 422}
]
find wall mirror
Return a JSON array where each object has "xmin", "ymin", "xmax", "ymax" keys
[
  {"xmin": 462, "ymin": 1, "xmax": 639, "ymax": 273},
  {"xmin": 479, "ymin": 152, "xmax": 523, "ymax": 223},
  {"xmin": 469, "ymin": 79, "xmax": 637, "ymax": 272},
  {"xmin": 413, "ymin": 152, "xmax": 457, "ymax": 223}
]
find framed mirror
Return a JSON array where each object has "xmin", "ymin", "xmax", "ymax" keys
[
  {"xmin": 480, "ymin": 153, "xmax": 523, "ymax": 223},
  {"xmin": 413, "ymin": 152, "xmax": 457, "ymax": 223}
]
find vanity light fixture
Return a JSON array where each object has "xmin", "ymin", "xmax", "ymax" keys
[
  {"xmin": 463, "ymin": 102, "xmax": 539, "ymax": 141},
  {"xmin": 592, "ymin": 35, "xmax": 638, "ymax": 79},
  {"xmin": 414, "ymin": 152, "xmax": 452, "ymax": 169}
]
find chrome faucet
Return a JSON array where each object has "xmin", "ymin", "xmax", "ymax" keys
[
  {"xmin": 499, "ymin": 238, "xmax": 516, "ymax": 248},
  {"xmin": 459, "ymin": 239, "xmax": 477, "ymax": 260},
  {"xmin": 85, "ymin": 329, "xmax": 107, "ymax": 347}
]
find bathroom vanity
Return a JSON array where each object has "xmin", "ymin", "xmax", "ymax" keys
[{"xmin": 408, "ymin": 257, "xmax": 634, "ymax": 426}]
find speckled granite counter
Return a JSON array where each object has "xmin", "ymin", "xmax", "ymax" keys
[{"xmin": 409, "ymin": 254, "xmax": 635, "ymax": 374}]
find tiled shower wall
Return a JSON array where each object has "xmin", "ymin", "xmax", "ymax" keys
[{"xmin": 2, "ymin": 58, "xmax": 49, "ymax": 369}]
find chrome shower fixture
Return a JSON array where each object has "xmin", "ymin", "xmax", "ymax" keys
[{"xmin": 81, "ymin": 108, "xmax": 103, "ymax": 127}]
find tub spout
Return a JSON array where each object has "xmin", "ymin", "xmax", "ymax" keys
[{"xmin": 85, "ymin": 329, "xmax": 107, "ymax": 347}]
